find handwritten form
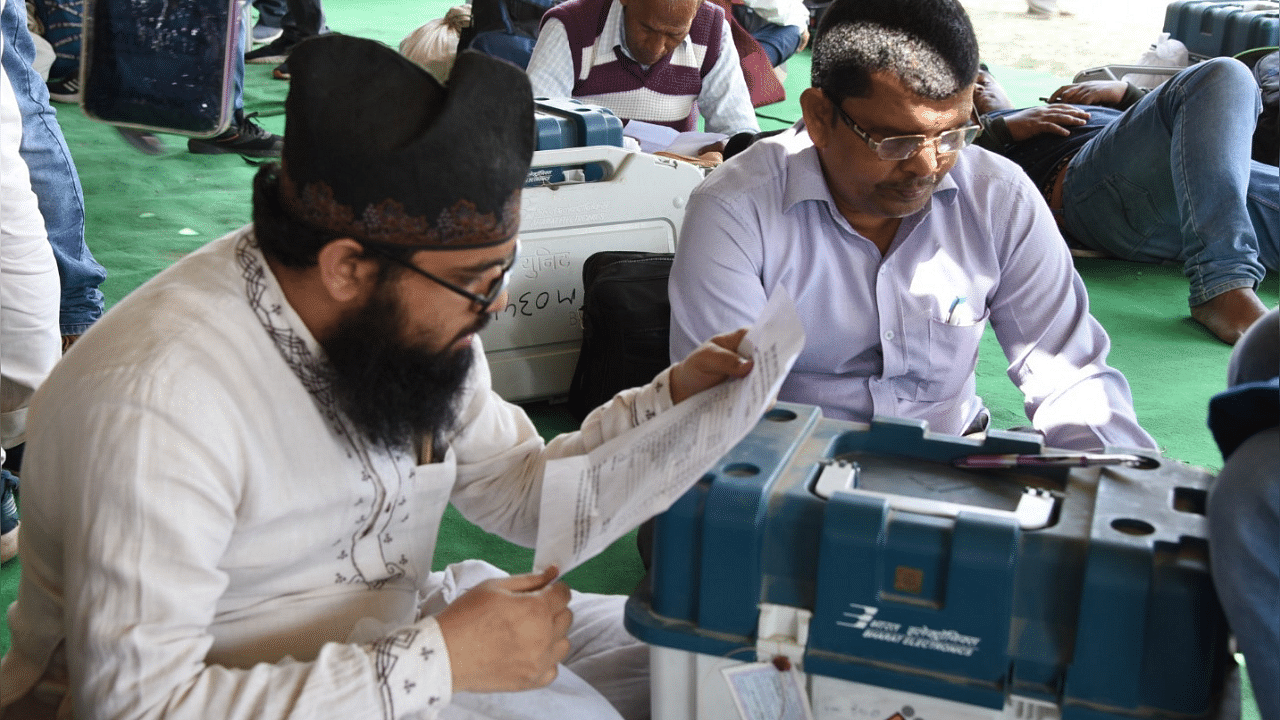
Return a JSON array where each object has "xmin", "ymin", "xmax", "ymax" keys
[{"xmin": 533, "ymin": 290, "xmax": 806, "ymax": 574}]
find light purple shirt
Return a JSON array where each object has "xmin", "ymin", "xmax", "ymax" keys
[{"xmin": 669, "ymin": 125, "xmax": 1157, "ymax": 452}]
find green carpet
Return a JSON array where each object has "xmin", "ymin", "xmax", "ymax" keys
[{"xmin": 0, "ymin": 2, "xmax": 1270, "ymax": 715}]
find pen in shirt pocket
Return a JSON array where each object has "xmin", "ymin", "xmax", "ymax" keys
[{"xmin": 945, "ymin": 296, "xmax": 967, "ymax": 325}]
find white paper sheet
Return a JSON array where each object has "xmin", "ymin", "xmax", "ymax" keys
[
  {"xmin": 533, "ymin": 289, "xmax": 805, "ymax": 574},
  {"xmin": 622, "ymin": 119, "xmax": 728, "ymax": 156}
]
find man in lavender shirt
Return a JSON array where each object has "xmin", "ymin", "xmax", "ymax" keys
[{"xmin": 669, "ymin": 0, "xmax": 1156, "ymax": 453}]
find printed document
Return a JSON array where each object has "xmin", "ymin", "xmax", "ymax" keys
[{"xmin": 533, "ymin": 290, "xmax": 805, "ymax": 574}]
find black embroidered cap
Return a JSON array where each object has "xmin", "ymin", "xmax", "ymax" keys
[{"xmin": 279, "ymin": 35, "xmax": 534, "ymax": 249}]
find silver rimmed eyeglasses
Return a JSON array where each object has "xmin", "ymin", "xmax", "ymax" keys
[
  {"xmin": 361, "ymin": 239, "xmax": 520, "ymax": 311},
  {"xmin": 832, "ymin": 101, "xmax": 982, "ymax": 161}
]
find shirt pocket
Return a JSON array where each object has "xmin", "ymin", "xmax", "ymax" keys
[
  {"xmin": 398, "ymin": 447, "xmax": 457, "ymax": 582},
  {"xmin": 907, "ymin": 308, "xmax": 990, "ymax": 403}
]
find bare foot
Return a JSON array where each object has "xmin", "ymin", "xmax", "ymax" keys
[{"xmin": 1191, "ymin": 288, "xmax": 1269, "ymax": 345}]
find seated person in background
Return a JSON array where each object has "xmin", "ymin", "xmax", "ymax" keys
[
  {"xmin": 729, "ymin": 0, "xmax": 810, "ymax": 68},
  {"xmin": 0, "ymin": 36, "xmax": 753, "ymax": 720},
  {"xmin": 1206, "ymin": 308, "xmax": 1278, "ymax": 720},
  {"xmin": 972, "ymin": 59, "xmax": 1277, "ymax": 345},
  {"xmin": 669, "ymin": 0, "xmax": 1157, "ymax": 453},
  {"xmin": 525, "ymin": 0, "xmax": 761, "ymax": 156}
]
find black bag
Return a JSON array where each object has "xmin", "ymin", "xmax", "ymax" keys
[{"xmin": 567, "ymin": 251, "xmax": 675, "ymax": 421}]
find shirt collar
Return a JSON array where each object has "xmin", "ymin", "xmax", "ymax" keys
[{"xmin": 236, "ymin": 229, "xmax": 334, "ymax": 401}]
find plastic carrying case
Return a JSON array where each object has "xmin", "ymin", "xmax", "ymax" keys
[{"xmin": 626, "ymin": 404, "xmax": 1233, "ymax": 720}]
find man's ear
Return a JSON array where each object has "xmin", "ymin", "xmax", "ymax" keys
[
  {"xmin": 800, "ymin": 87, "xmax": 833, "ymax": 150},
  {"xmin": 316, "ymin": 237, "xmax": 380, "ymax": 304}
]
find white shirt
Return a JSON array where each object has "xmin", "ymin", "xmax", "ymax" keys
[
  {"xmin": 525, "ymin": 0, "xmax": 760, "ymax": 136},
  {"xmin": 669, "ymin": 125, "xmax": 1157, "ymax": 452},
  {"xmin": 0, "ymin": 227, "xmax": 675, "ymax": 720}
]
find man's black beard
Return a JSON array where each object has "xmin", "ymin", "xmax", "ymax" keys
[{"xmin": 319, "ymin": 278, "xmax": 486, "ymax": 451}]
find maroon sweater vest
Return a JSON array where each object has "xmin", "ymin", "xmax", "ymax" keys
[{"xmin": 542, "ymin": 0, "xmax": 724, "ymax": 132}]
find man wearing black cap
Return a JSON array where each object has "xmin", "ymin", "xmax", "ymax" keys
[{"xmin": 0, "ymin": 35, "xmax": 752, "ymax": 720}]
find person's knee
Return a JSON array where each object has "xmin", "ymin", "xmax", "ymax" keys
[
  {"xmin": 1188, "ymin": 56, "xmax": 1258, "ymax": 97},
  {"xmin": 1170, "ymin": 57, "xmax": 1262, "ymax": 125}
]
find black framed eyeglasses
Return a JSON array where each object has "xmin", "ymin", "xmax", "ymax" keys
[
  {"xmin": 361, "ymin": 239, "xmax": 520, "ymax": 311},
  {"xmin": 832, "ymin": 101, "xmax": 982, "ymax": 161}
]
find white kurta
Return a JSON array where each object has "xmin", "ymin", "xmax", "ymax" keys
[{"xmin": 0, "ymin": 227, "xmax": 671, "ymax": 720}]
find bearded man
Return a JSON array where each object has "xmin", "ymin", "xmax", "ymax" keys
[{"xmin": 0, "ymin": 35, "xmax": 751, "ymax": 720}]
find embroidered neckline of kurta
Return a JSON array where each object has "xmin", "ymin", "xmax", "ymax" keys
[{"xmin": 235, "ymin": 231, "xmax": 413, "ymax": 591}]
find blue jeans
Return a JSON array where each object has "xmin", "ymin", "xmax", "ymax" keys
[
  {"xmin": 750, "ymin": 22, "xmax": 801, "ymax": 68},
  {"xmin": 1208, "ymin": 426, "xmax": 1279, "ymax": 720},
  {"xmin": 730, "ymin": 4, "xmax": 801, "ymax": 67},
  {"xmin": 1061, "ymin": 57, "xmax": 1279, "ymax": 308},
  {"xmin": 2, "ymin": 0, "xmax": 105, "ymax": 335}
]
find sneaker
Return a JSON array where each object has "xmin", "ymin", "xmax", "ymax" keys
[
  {"xmin": 187, "ymin": 112, "xmax": 283, "ymax": 158},
  {"xmin": 46, "ymin": 76, "xmax": 81, "ymax": 103},
  {"xmin": 252, "ymin": 21, "xmax": 283, "ymax": 44},
  {"xmin": 272, "ymin": 60, "xmax": 290, "ymax": 81},
  {"xmin": 2, "ymin": 469, "xmax": 19, "ymax": 564},
  {"xmin": 245, "ymin": 37, "xmax": 293, "ymax": 64}
]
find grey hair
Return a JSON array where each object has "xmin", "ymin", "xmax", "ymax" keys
[{"xmin": 812, "ymin": 21, "xmax": 974, "ymax": 102}]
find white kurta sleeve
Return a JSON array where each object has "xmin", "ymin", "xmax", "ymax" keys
[{"xmin": 446, "ymin": 341, "xmax": 675, "ymax": 547}]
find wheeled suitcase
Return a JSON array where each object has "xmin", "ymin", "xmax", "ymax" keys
[
  {"xmin": 1163, "ymin": 0, "xmax": 1279, "ymax": 62},
  {"xmin": 627, "ymin": 405, "xmax": 1234, "ymax": 720}
]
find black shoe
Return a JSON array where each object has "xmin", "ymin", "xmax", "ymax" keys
[
  {"xmin": 46, "ymin": 76, "xmax": 81, "ymax": 103},
  {"xmin": 272, "ymin": 60, "xmax": 290, "ymax": 81},
  {"xmin": 187, "ymin": 112, "xmax": 283, "ymax": 158},
  {"xmin": 246, "ymin": 36, "xmax": 293, "ymax": 64}
]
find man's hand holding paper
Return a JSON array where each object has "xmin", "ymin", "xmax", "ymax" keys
[{"xmin": 533, "ymin": 290, "xmax": 806, "ymax": 574}]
